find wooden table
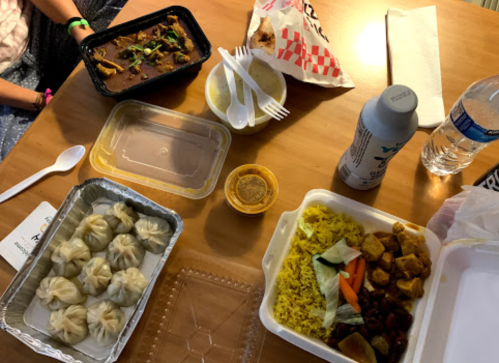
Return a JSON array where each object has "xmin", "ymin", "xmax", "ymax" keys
[{"xmin": 1, "ymin": 0, "xmax": 499, "ymax": 361}]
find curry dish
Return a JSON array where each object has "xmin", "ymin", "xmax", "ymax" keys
[{"xmin": 91, "ymin": 15, "xmax": 200, "ymax": 92}]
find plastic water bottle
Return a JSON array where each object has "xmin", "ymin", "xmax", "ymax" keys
[
  {"xmin": 338, "ymin": 85, "xmax": 418, "ymax": 190},
  {"xmin": 421, "ymin": 76, "xmax": 499, "ymax": 175}
]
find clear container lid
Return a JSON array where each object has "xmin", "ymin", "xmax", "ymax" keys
[
  {"xmin": 90, "ymin": 100, "xmax": 231, "ymax": 199},
  {"xmin": 130, "ymin": 267, "xmax": 266, "ymax": 363}
]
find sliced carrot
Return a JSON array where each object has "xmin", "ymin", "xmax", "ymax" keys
[
  {"xmin": 339, "ymin": 275, "xmax": 361, "ymax": 313},
  {"xmin": 352, "ymin": 257, "xmax": 366, "ymax": 294},
  {"xmin": 345, "ymin": 258, "xmax": 357, "ymax": 286}
]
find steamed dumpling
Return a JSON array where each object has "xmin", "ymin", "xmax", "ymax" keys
[
  {"xmin": 107, "ymin": 234, "xmax": 145, "ymax": 271},
  {"xmin": 87, "ymin": 300, "xmax": 125, "ymax": 345},
  {"xmin": 51, "ymin": 238, "xmax": 91, "ymax": 277},
  {"xmin": 134, "ymin": 216, "xmax": 173, "ymax": 254},
  {"xmin": 47, "ymin": 305, "xmax": 88, "ymax": 345},
  {"xmin": 36, "ymin": 276, "xmax": 87, "ymax": 311},
  {"xmin": 73, "ymin": 214, "xmax": 113, "ymax": 252},
  {"xmin": 104, "ymin": 202, "xmax": 139, "ymax": 234},
  {"xmin": 107, "ymin": 267, "xmax": 147, "ymax": 307},
  {"xmin": 81, "ymin": 257, "xmax": 113, "ymax": 296}
]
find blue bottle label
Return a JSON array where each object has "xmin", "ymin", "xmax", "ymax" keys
[{"xmin": 451, "ymin": 99, "xmax": 499, "ymax": 143}]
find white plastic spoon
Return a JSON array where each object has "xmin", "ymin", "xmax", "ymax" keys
[
  {"xmin": 0, "ymin": 145, "xmax": 86, "ymax": 204},
  {"xmin": 223, "ymin": 58, "xmax": 248, "ymax": 130}
]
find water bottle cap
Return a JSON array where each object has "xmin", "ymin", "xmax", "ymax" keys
[{"xmin": 376, "ymin": 85, "xmax": 418, "ymax": 127}]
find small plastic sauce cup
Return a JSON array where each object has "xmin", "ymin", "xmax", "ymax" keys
[{"xmin": 225, "ymin": 164, "xmax": 279, "ymax": 215}]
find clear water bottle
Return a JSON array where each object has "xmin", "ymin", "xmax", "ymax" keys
[{"xmin": 421, "ymin": 76, "xmax": 499, "ymax": 175}]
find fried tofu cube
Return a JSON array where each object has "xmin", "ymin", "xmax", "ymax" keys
[
  {"xmin": 361, "ymin": 234, "xmax": 385, "ymax": 262},
  {"xmin": 378, "ymin": 252, "xmax": 394, "ymax": 271},
  {"xmin": 395, "ymin": 254, "xmax": 423, "ymax": 279},
  {"xmin": 397, "ymin": 231, "xmax": 420, "ymax": 256},
  {"xmin": 393, "ymin": 222, "xmax": 405, "ymax": 234},
  {"xmin": 374, "ymin": 232, "xmax": 400, "ymax": 252},
  {"xmin": 371, "ymin": 267, "xmax": 390, "ymax": 286},
  {"xmin": 397, "ymin": 278, "xmax": 424, "ymax": 299}
]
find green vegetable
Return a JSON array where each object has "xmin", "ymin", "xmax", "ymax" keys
[
  {"xmin": 129, "ymin": 59, "xmax": 141, "ymax": 68},
  {"xmin": 166, "ymin": 30, "xmax": 179, "ymax": 44},
  {"xmin": 144, "ymin": 48, "xmax": 152, "ymax": 56},
  {"xmin": 322, "ymin": 274, "xmax": 340, "ymax": 328},
  {"xmin": 312, "ymin": 254, "xmax": 337, "ymax": 295},
  {"xmin": 335, "ymin": 238, "xmax": 361, "ymax": 265},
  {"xmin": 319, "ymin": 244, "xmax": 343, "ymax": 265},
  {"xmin": 335, "ymin": 304, "xmax": 365, "ymax": 325},
  {"xmin": 150, "ymin": 44, "xmax": 162, "ymax": 53},
  {"xmin": 298, "ymin": 218, "xmax": 315, "ymax": 238},
  {"xmin": 131, "ymin": 45, "xmax": 144, "ymax": 51}
]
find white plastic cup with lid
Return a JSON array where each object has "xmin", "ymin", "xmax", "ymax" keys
[{"xmin": 338, "ymin": 85, "xmax": 418, "ymax": 190}]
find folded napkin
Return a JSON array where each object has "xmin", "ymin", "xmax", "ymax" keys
[{"xmin": 387, "ymin": 6, "xmax": 445, "ymax": 128}]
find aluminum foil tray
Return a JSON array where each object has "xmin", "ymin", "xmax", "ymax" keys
[{"xmin": 0, "ymin": 178, "xmax": 184, "ymax": 363}]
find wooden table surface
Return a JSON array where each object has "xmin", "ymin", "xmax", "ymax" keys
[{"xmin": 1, "ymin": 0, "xmax": 499, "ymax": 362}]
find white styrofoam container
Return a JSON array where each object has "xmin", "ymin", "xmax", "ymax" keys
[
  {"xmin": 260, "ymin": 189, "xmax": 442, "ymax": 363},
  {"xmin": 413, "ymin": 239, "xmax": 499, "ymax": 363}
]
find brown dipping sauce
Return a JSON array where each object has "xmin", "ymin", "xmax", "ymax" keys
[{"xmin": 92, "ymin": 17, "xmax": 201, "ymax": 93}]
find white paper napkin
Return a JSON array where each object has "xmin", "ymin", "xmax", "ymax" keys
[{"xmin": 387, "ymin": 6, "xmax": 445, "ymax": 128}]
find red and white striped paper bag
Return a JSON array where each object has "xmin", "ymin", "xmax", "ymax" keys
[{"xmin": 246, "ymin": 0, "xmax": 354, "ymax": 88}]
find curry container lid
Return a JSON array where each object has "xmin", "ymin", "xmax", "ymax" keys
[
  {"xmin": 90, "ymin": 100, "xmax": 231, "ymax": 199},
  {"xmin": 262, "ymin": 189, "xmax": 499, "ymax": 363}
]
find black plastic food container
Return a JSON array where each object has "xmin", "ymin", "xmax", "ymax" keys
[{"xmin": 79, "ymin": 6, "xmax": 211, "ymax": 98}]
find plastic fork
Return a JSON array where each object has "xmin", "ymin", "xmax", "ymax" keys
[
  {"xmin": 235, "ymin": 46, "xmax": 256, "ymax": 127},
  {"xmin": 218, "ymin": 47, "xmax": 290, "ymax": 121}
]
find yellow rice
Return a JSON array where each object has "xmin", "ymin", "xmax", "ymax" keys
[{"xmin": 273, "ymin": 205, "xmax": 364, "ymax": 340}]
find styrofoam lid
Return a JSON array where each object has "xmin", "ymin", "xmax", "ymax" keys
[{"xmin": 413, "ymin": 239, "xmax": 499, "ymax": 363}]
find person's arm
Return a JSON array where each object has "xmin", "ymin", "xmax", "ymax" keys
[
  {"xmin": 0, "ymin": 78, "xmax": 45, "ymax": 111},
  {"xmin": 29, "ymin": 0, "xmax": 94, "ymax": 44}
]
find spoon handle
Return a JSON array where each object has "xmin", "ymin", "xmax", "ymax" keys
[
  {"xmin": 0, "ymin": 166, "xmax": 53, "ymax": 204},
  {"xmin": 223, "ymin": 59, "xmax": 239, "ymax": 104}
]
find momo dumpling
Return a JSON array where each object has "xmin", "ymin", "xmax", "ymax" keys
[
  {"xmin": 104, "ymin": 202, "xmax": 139, "ymax": 234},
  {"xmin": 47, "ymin": 305, "xmax": 88, "ymax": 345},
  {"xmin": 87, "ymin": 300, "xmax": 125, "ymax": 345},
  {"xmin": 81, "ymin": 257, "xmax": 113, "ymax": 296},
  {"xmin": 134, "ymin": 216, "xmax": 173, "ymax": 254},
  {"xmin": 107, "ymin": 267, "xmax": 147, "ymax": 307},
  {"xmin": 73, "ymin": 214, "xmax": 113, "ymax": 252},
  {"xmin": 36, "ymin": 276, "xmax": 87, "ymax": 311},
  {"xmin": 51, "ymin": 238, "xmax": 91, "ymax": 277},
  {"xmin": 107, "ymin": 234, "xmax": 145, "ymax": 271}
]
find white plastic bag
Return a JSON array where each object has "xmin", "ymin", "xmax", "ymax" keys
[
  {"xmin": 427, "ymin": 185, "xmax": 499, "ymax": 244},
  {"xmin": 246, "ymin": 0, "xmax": 354, "ymax": 88}
]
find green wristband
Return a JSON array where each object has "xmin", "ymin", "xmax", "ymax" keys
[{"xmin": 68, "ymin": 19, "xmax": 89, "ymax": 36}]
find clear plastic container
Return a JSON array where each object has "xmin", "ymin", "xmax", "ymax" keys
[
  {"xmin": 128, "ymin": 260, "xmax": 267, "ymax": 363},
  {"xmin": 90, "ymin": 100, "xmax": 231, "ymax": 199},
  {"xmin": 224, "ymin": 164, "xmax": 279, "ymax": 215}
]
